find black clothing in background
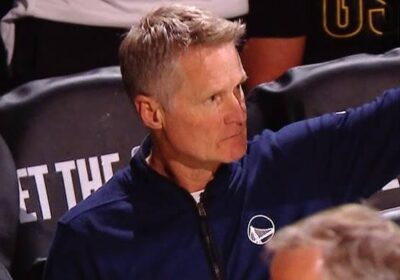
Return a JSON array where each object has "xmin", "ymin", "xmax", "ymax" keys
[
  {"xmin": 247, "ymin": 0, "xmax": 400, "ymax": 64},
  {"xmin": 0, "ymin": 0, "xmax": 13, "ymax": 17},
  {"xmin": 9, "ymin": 17, "xmax": 127, "ymax": 89},
  {"xmin": 7, "ymin": 14, "xmax": 246, "ymax": 90}
]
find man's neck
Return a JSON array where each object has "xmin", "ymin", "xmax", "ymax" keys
[{"xmin": 146, "ymin": 150, "xmax": 217, "ymax": 193}]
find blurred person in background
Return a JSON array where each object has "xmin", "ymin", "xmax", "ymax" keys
[
  {"xmin": 267, "ymin": 204, "xmax": 400, "ymax": 280},
  {"xmin": 242, "ymin": 0, "xmax": 400, "ymax": 92},
  {"xmin": 0, "ymin": 0, "xmax": 248, "ymax": 89}
]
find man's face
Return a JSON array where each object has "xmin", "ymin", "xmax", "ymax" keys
[
  {"xmin": 270, "ymin": 246, "xmax": 324, "ymax": 280},
  {"xmin": 159, "ymin": 42, "xmax": 247, "ymax": 169}
]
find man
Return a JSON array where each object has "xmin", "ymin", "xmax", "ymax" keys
[
  {"xmin": 267, "ymin": 204, "xmax": 400, "ymax": 280},
  {"xmin": 44, "ymin": 5, "xmax": 400, "ymax": 279}
]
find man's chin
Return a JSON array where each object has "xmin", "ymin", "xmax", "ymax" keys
[{"xmin": 224, "ymin": 145, "xmax": 247, "ymax": 163}]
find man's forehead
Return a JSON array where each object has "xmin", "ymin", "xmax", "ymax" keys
[
  {"xmin": 186, "ymin": 42, "xmax": 242, "ymax": 63},
  {"xmin": 179, "ymin": 43, "xmax": 246, "ymax": 82}
]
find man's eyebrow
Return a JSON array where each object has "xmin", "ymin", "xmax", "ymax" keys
[{"xmin": 205, "ymin": 74, "xmax": 248, "ymax": 97}]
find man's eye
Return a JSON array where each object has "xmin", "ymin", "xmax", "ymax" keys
[{"xmin": 207, "ymin": 94, "xmax": 221, "ymax": 103}]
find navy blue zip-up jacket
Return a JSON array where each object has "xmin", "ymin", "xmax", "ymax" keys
[{"xmin": 44, "ymin": 88, "xmax": 400, "ymax": 279}]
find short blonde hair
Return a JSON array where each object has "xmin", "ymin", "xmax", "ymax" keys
[
  {"xmin": 119, "ymin": 4, "xmax": 245, "ymax": 103},
  {"xmin": 267, "ymin": 204, "xmax": 400, "ymax": 280}
]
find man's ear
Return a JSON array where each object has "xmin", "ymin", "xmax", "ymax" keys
[{"xmin": 134, "ymin": 95, "xmax": 164, "ymax": 129}]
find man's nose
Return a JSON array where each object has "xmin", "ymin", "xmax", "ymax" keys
[{"xmin": 224, "ymin": 92, "xmax": 247, "ymax": 124}]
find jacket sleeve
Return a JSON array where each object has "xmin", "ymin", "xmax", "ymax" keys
[
  {"xmin": 278, "ymin": 87, "xmax": 400, "ymax": 201},
  {"xmin": 247, "ymin": 87, "xmax": 400, "ymax": 204}
]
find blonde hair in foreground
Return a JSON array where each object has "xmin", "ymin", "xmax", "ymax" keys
[
  {"xmin": 266, "ymin": 204, "xmax": 400, "ymax": 280},
  {"xmin": 119, "ymin": 4, "xmax": 245, "ymax": 104}
]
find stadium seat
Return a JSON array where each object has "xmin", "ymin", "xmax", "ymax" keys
[
  {"xmin": 0, "ymin": 133, "xmax": 18, "ymax": 277},
  {"xmin": 0, "ymin": 66, "xmax": 148, "ymax": 280},
  {"xmin": 0, "ymin": 261, "xmax": 13, "ymax": 280}
]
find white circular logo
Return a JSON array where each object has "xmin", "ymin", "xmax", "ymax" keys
[{"xmin": 247, "ymin": 215, "xmax": 275, "ymax": 245}]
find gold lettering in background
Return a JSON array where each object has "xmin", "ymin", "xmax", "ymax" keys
[
  {"xmin": 368, "ymin": 0, "xmax": 386, "ymax": 35},
  {"xmin": 323, "ymin": 0, "xmax": 386, "ymax": 38},
  {"xmin": 336, "ymin": 0, "xmax": 351, "ymax": 28}
]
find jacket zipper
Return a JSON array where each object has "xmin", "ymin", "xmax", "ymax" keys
[{"xmin": 196, "ymin": 195, "xmax": 223, "ymax": 280}]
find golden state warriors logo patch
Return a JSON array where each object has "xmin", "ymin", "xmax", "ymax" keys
[{"xmin": 247, "ymin": 215, "xmax": 275, "ymax": 245}]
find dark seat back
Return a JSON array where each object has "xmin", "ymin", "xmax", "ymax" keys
[
  {"xmin": 0, "ymin": 133, "xmax": 18, "ymax": 275},
  {"xmin": 0, "ymin": 66, "xmax": 148, "ymax": 279},
  {"xmin": 246, "ymin": 48, "xmax": 400, "ymax": 222},
  {"xmin": 0, "ymin": 262, "xmax": 13, "ymax": 280},
  {"xmin": 247, "ymin": 47, "xmax": 400, "ymax": 135}
]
